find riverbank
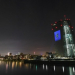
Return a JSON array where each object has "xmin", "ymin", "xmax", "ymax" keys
[{"xmin": 24, "ymin": 59, "xmax": 75, "ymax": 66}]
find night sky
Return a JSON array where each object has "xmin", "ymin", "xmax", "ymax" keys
[{"xmin": 0, "ymin": 0, "xmax": 75, "ymax": 55}]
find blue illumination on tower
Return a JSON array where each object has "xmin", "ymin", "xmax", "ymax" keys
[{"xmin": 54, "ymin": 30, "xmax": 61, "ymax": 41}]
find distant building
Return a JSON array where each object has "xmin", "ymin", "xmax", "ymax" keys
[
  {"xmin": 45, "ymin": 52, "xmax": 54, "ymax": 58},
  {"xmin": 8, "ymin": 52, "xmax": 12, "ymax": 56},
  {"xmin": 0, "ymin": 56, "xmax": 4, "ymax": 60},
  {"xmin": 40, "ymin": 56, "xmax": 47, "ymax": 61}
]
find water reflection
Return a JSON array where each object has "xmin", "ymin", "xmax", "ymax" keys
[
  {"xmin": 30, "ymin": 64, "xmax": 31, "ymax": 69},
  {"xmin": 12, "ymin": 62, "xmax": 15, "ymax": 69},
  {"xmin": 25, "ymin": 63, "xmax": 29, "ymax": 69},
  {"xmin": 43, "ymin": 64, "xmax": 44, "ymax": 70},
  {"xmin": 16, "ymin": 62, "xmax": 18, "ymax": 67},
  {"xmin": 5, "ymin": 61, "xmax": 24, "ymax": 70},
  {"xmin": 6, "ymin": 64, "xmax": 8, "ymax": 70},
  {"xmin": 62, "ymin": 66, "xmax": 64, "ymax": 73},
  {"xmin": 0, "ymin": 61, "xmax": 1, "ymax": 65},
  {"xmin": 69, "ymin": 67, "xmax": 73, "ymax": 75},
  {"xmin": 19, "ymin": 62, "xmax": 22, "ymax": 68},
  {"xmin": 46, "ymin": 65, "xmax": 48, "ymax": 70},
  {"xmin": 36, "ymin": 65, "xmax": 37, "ymax": 71},
  {"xmin": 54, "ymin": 65, "xmax": 55, "ymax": 71},
  {"xmin": 1, "ymin": 61, "xmax": 75, "ymax": 75},
  {"xmin": 73, "ymin": 67, "xmax": 74, "ymax": 72},
  {"xmin": 9, "ymin": 62, "xmax": 10, "ymax": 67}
]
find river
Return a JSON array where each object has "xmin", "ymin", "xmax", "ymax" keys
[{"xmin": 0, "ymin": 61, "xmax": 75, "ymax": 75}]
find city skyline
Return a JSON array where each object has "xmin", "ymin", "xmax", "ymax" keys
[{"xmin": 0, "ymin": 0, "xmax": 75, "ymax": 55}]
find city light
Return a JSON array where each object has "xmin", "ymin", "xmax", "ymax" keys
[
  {"xmin": 61, "ymin": 24, "xmax": 62, "ymax": 26},
  {"xmin": 64, "ymin": 15, "xmax": 66, "ymax": 17},
  {"xmin": 51, "ymin": 24, "xmax": 53, "ymax": 25},
  {"xmin": 8, "ymin": 52, "xmax": 10, "ymax": 56},
  {"xmin": 60, "ymin": 19, "xmax": 62, "ymax": 21},
  {"xmin": 55, "ymin": 21, "xmax": 57, "ymax": 23},
  {"xmin": 52, "ymin": 28, "xmax": 53, "ymax": 30},
  {"xmin": 34, "ymin": 52, "xmax": 35, "ymax": 55},
  {"xmin": 56, "ymin": 27, "xmax": 57, "ymax": 28}
]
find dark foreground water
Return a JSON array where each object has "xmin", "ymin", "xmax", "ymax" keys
[{"xmin": 0, "ymin": 61, "xmax": 75, "ymax": 75}]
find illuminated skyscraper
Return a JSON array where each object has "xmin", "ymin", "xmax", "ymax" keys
[{"xmin": 51, "ymin": 16, "xmax": 75, "ymax": 57}]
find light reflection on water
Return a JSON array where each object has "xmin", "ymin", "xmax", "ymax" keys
[
  {"xmin": 62, "ymin": 66, "xmax": 64, "ymax": 73},
  {"xmin": 54, "ymin": 65, "xmax": 55, "ymax": 71},
  {"xmin": 16, "ymin": 61, "xmax": 18, "ymax": 67},
  {"xmin": 6, "ymin": 63, "xmax": 8, "ymax": 70},
  {"xmin": 0, "ymin": 61, "xmax": 75, "ymax": 75},
  {"xmin": 43, "ymin": 64, "xmax": 44, "ymax": 70},
  {"xmin": 46, "ymin": 65, "xmax": 48, "ymax": 70}
]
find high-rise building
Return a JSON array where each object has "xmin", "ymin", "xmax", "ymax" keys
[{"xmin": 51, "ymin": 17, "xmax": 75, "ymax": 57}]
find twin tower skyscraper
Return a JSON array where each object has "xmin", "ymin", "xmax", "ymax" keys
[{"xmin": 52, "ymin": 16, "xmax": 75, "ymax": 57}]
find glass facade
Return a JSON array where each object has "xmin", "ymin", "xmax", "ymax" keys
[
  {"xmin": 52, "ymin": 20, "xmax": 75, "ymax": 57},
  {"xmin": 63, "ymin": 21, "xmax": 75, "ymax": 57}
]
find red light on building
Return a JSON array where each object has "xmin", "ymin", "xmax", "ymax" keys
[
  {"xmin": 51, "ymin": 24, "xmax": 53, "ymax": 25},
  {"xmin": 60, "ymin": 19, "xmax": 62, "ymax": 21},
  {"xmin": 69, "ymin": 19, "xmax": 70, "ymax": 20},
  {"xmin": 64, "ymin": 15, "xmax": 66, "ymax": 17},
  {"xmin": 56, "ymin": 27, "xmax": 57, "ymax": 28},
  {"xmin": 55, "ymin": 22, "xmax": 57, "ymax": 23},
  {"xmin": 61, "ymin": 24, "xmax": 62, "ymax": 26},
  {"xmin": 52, "ymin": 28, "xmax": 53, "ymax": 30},
  {"xmin": 69, "ymin": 25, "xmax": 70, "ymax": 27},
  {"xmin": 67, "ymin": 19, "xmax": 68, "ymax": 20},
  {"xmin": 72, "ymin": 27, "xmax": 73, "ymax": 28}
]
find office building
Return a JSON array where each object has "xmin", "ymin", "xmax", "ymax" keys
[{"xmin": 51, "ymin": 17, "xmax": 75, "ymax": 57}]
